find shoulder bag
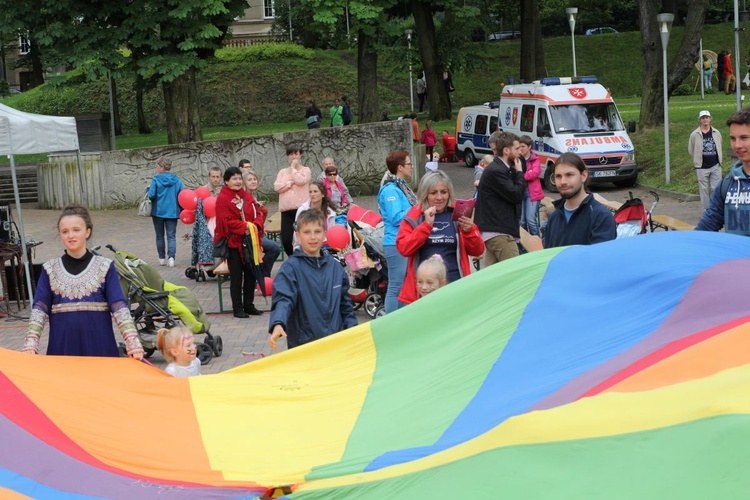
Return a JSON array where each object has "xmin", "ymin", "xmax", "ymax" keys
[{"xmin": 137, "ymin": 190, "xmax": 151, "ymax": 217}]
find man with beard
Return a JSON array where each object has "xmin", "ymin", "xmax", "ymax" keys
[
  {"xmin": 542, "ymin": 152, "xmax": 616, "ymax": 248},
  {"xmin": 474, "ymin": 130, "xmax": 526, "ymax": 265}
]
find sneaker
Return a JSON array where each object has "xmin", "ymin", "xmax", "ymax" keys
[
  {"xmin": 168, "ymin": 258, "xmax": 175, "ymax": 268},
  {"xmin": 159, "ymin": 258, "xmax": 166, "ymax": 266}
]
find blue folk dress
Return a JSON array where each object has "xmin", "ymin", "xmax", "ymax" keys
[{"xmin": 23, "ymin": 252, "xmax": 141, "ymax": 356}]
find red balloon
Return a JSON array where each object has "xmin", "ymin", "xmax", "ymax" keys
[
  {"xmin": 178, "ymin": 189, "xmax": 198, "ymax": 210},
  {"xmin": 326, "ymin": 225, "xmax": 350, "ymax": 251},
  {"xmin": 203, "ymin": 196, "xmax": 217, "ymax": 218},
  {"xmin": 195, "ymin": 186, "xmax": 211, "ymax": 200},
  {"xmin": 180, "ymin": 209, "xmax": 196, "ymax": 225},
  {"xmin": 256, "ymin": 276, "xmax": 273, "ymax": 297}
]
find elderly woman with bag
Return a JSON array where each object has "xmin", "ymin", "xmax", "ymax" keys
[{"xmin": 215, "ymin": 167, "xmax": 265, "ymax": 318}]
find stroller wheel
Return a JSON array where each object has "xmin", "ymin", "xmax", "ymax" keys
[
  {"xmin": 374, "ymin": 306, "xmax": 386, "ymax": 318},
  {"xmin": 143, "ymin": 347, "xmax": 155, "ymax": 359},
  {"xmin": 197, "ymin": 343, "xmax": 213, "ymax": 365},
  {"xmin": 364, "ymin": 292, "xmax": 383, "ymax": 318},
  {"xmin": 197, "ymin": 270, "xmax": 206, "ymax": 282},
  {"xmin": 211, "ymin": 335, "xmax": 223, "ymax": 356},
  {"xmin": 185, "ymin": 267, "xmax": 198, "ymax": 279}
]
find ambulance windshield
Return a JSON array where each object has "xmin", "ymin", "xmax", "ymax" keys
[{"xmin": 548, "ymin": 103, "xmax": 625, "ymax": 134}]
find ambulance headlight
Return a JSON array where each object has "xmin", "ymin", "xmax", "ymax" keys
[{"xmin": 624, "ymin": 151, "xmax": 635, "ymax": 163}]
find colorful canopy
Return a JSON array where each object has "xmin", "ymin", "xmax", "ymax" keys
[{"xmin": 2, "ymin": 231, "xmax": 749, "ymax": 499}]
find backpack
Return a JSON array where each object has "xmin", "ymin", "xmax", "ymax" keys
[{"xmin": 343, "ymin": 104, "xmax": 353, "ymax": 125}]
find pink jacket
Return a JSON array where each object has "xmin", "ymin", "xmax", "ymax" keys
[
  {"xmin": 420, "ymin": 128, "xmax": 437, "ymax": 147},
  {"xmin": 524, "ymin": 151, "xmax": 544, "ymax": 202},
  {"xmin": 273, "ymin": 166, "xmax": 311, "ymax": 212}
]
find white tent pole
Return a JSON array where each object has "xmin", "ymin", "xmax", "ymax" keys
[
  {"xmin": 76, "ymin": 150, "xmax": 87, "ymax": 206},
  {"xmin": 9, "ymin": 154, "xmax": 35, "ymax": 303}
]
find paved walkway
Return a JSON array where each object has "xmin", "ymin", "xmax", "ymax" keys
[{"xmin": 0, "ymin": 163, "xmax": 705, "ymax": 373}]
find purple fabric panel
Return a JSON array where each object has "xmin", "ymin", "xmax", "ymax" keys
[
  {"xmin": 530, "ymin": 260, "xmax": 750, "ymax": 412},
  {"xmin": 0, "ymin": 414, "xmax": 261, "ymax": 499}
]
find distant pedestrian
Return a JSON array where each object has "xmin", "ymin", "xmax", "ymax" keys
[
  {"xmin": 474, "ymin": 154, "xmax": 494, "ymax": 194},
  {"xmin": 717, "ymin": 50, "xmax": 726, "ymax": 91},
  {"xmin": 417, "ymin": 73, "xmax": 427, "ymax": 113},
  {"xmin": 381, "ymin": 110, "xmax": 390, "ymax": 121},
  {"xmin": 148, "ymin": 156, "xmax": 183, "ymax": 267},
  {"xmin": 305, "ymin": 100, "xmax": 322, "ymax": 129},
  {"xmin": 341, "ymin": 95, "xmax": 354, "ymax": 126},
  {"xmin": 330, "ymin": 98, "xmax": 344, "ymax": 127},
  {"xmin": 410, "ymin": 113, "xmax": 420, "ymax": 143},
  {"xmin": 724, "ymin": 49, "xmax": 736, "ymax": 94},
  {"xmin": 204, "ymin": 164, "xmax": 222, "ymax": 197},
  {"xmin": 702, "ymin": 54, "xmax": 714, "ymax": 90},
  {"xmin": 688, "ymin": 110, "xmax": 723, "ymax": 211},
  {"xmin": 439, "ymin": 130, "xmax": 456, "ymax": 162},
  {"xmin": 420, "ymin": 120, "xmax": 437, "ymax": 159},
  {"xmin": 443, "ymin": 70, "xmax": 455, "ymax": 114},
  {"xmin": 518, "ymin": 135, "xmax": 544, "ymax": 236}
]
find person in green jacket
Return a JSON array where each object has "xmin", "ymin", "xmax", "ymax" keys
[{"xmin": 330, "ymin": 98, "xmax": 343, "ymax": 127}]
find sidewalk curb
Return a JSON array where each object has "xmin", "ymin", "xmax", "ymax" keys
[{"xmin": 637, "ymin": 184, "xmax": 700, "ymax": 203}]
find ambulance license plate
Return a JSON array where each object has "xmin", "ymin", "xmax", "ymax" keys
[{"xmin": 593, "ymin": 170, "xmax": 617, "ymax": 178}]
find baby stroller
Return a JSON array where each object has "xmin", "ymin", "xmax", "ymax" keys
[
  {"xmin": 185, "ymin": 199, "xmax": 217, "ymax": 282},
  {"xmin": 614, "ymin": 191, "xmax": 659, "ymax": 238},
  {"xmin": 338, "ymin": 204, "xmax": 388, "ymax": 318},
  {"xmin": 99, "ymin": 244, "xmax": 222, "ymax": 365}
]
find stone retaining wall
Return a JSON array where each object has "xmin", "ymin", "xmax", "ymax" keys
[{"xmin": 39, "ymin": 120, "xmax": 413, "ymax": 209}]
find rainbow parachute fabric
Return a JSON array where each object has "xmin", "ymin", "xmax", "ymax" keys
[{"xmin": 1, "ymin": 231, "xmax": 750, "ymax": 499}]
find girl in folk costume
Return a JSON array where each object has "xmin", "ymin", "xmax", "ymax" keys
[{"xmin": 22, "ymin": 204, "xmax": 143, "ymax": 358}]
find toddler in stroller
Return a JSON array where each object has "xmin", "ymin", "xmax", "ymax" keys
[
  {"xmin": 97, "ymin": 244, "xmax": 222, "ymax": 365},
  {"xmin": 332, "ymin": 204, "xmax": 389, "ymax": 318}
]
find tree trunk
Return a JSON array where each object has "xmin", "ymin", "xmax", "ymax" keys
[
  {"xmin": 163, "ymin": 68, "xmax": 202, "ymax": 144},
  {"xmin": 639, "ymin": 0, "xmax": 708, "ymax": 128},
  {"xmin": 410, "ymin": 0, "xmax": 450, "ymax": 121},
  {"xmin": 357, "ymin": 29, "xmax": 379, "ymax": 124},
  {"xmin": 533, "ymin": 1, "xmax": 547, "ymax": 79},
  {"xmin": 110, "ymin": 76, "xmax": 122, "ymax": 136},
  {"xmin": 28, "ymin": 43, "xmax": 45, "ymax": 87},
  {"xmin": 135, "ymin": 75, "xmax": 152, "ymax": 134},
  {"xmin": 519, "ymin": 0, "xmax": 535, "ymax": 82}
]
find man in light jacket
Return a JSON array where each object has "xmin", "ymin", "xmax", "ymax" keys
[{"xmin": 688, "ymin": 110, "xmax": 723, "ymax": 211}]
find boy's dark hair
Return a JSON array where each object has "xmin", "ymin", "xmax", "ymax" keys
[
  {"xmin": 238, "ymin": 159, "xmax": 251, "ymax": 168},
  {"xmin": 518, "ymin": 135, "xmax": 533, "ymax": 146},
  {"xmin": 727, "ymin": 108, "xmax": 750, "ymax": 127},
  {"xmin": 385, "ymin": 150, "xmax": 409, "ymax": 175},
  {"xmin": 286, "ymin": 143, "xmax": 303, "ymax": 155},
  {"xmin": 223, "ymin": 166, "xmax": 242, "ymax": 182},
  {"xmin": 488, "ymin": 131, "xmax": 519, "ymax": 154},
  {"xmin": 410, "ymin": 113, "xmax": 417, "ymax": 119},
  {"xmin": 296, "ymin": 209, "xmax": 326, "ymax": 230},
  {"xmin": 341, "ymin": 95, "xmax": 348, "ymax": 103}
]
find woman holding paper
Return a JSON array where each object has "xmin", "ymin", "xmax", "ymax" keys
[{"xmin": 395, "ymin": 170, "xmax": 484, "ymax": 306}]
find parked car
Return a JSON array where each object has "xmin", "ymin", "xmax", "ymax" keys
[
  {"xmin": 488, "ymin": 31, "xmax": 521, "ymax": 41},
  {"xmin": 585, "ymin": 27, "xmax": 619, "ymax": 35}
]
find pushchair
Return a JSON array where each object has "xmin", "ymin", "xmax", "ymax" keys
[
  {"xmin": 185, "ymin": 199, "xmax": 217, "ymax": 282},
  {"xmin": 97, "ymin": 244, "xmax": 222, "ymax": 365},
  {"xmin": 614, "ymin": 191, "xmax": 659, "ymax": 238},
  {"xmin": 335, "ymin": 204, "xmax": 388, "ymax": 318}
]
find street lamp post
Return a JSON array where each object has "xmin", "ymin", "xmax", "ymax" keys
[
  {"xmin": 656, "ymin": 14, "xmax": 674, "ymax": 184},
  {"xmin": 405, "ymin": 29, "xmax": 414, "ymax": 113},
  {"xmin": 566, "ymin": 8, "xmax": 578, "ymax": 77},
  {"xmin": 657, "ymin": 13, "xmax": 674, "ymax": 185}
]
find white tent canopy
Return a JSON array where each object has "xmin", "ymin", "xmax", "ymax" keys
[
  {"xmin": 0, "ymin": 102, "xmax": 79, "ymax": 154},
  {"xmin": 0, "ymin": 102, "xmax": 84, "ymax": 301}
]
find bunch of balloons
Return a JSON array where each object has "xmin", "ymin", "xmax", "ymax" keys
[{"xmin": 178, "ymin": 188, "xmax": 217, "ymax": 224}]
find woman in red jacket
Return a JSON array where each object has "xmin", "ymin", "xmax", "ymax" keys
[
  {"xmin": 396, "ymin": 170, "xmax": 484, "ymax": 305},
  {"xmin": 215, "ymin": 166, "xmax": 265, "ymax": 318}
]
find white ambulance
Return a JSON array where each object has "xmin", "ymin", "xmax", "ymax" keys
[{"xmin": 496, "ymin": 76, "xmax": 636, "ymax": 191}]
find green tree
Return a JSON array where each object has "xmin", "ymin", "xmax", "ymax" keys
[{"xmin": 31, "ymin": 0, "xmax": 247, "ymax": 144}]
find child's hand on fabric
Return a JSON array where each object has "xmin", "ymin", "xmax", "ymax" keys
[
  {"xmin": 270, "ymin": 325, "xmax": 287, "ymax": 351},
  {"xmin": 130, "ymin": 350, "xmax": 144, "ymax": 361}
]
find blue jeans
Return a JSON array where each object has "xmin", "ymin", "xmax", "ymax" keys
[
  {"xmin": 152, "ymin": 217, "xmax": 177, "ymax": 259},
  {"xmin": 384, "ymin": 245, "xmax": 407, "ymax": 314},
  {"xmin": 521, "ymin": 195, "xmax": 540, "ymax": 236},
  {"xmin": 261, "ymin": 237, "xmax": 281, "ymax": 277}
]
